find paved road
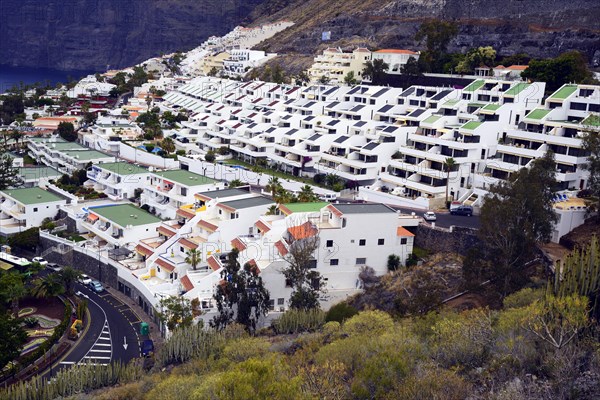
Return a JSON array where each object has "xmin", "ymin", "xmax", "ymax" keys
[
  {"xmin": 40, "ymin": 282, "xmax": 141, "ymax": 380},
  {"xmin": 390, "ymin": 206, "xmax": 480, "ymax": 229}
]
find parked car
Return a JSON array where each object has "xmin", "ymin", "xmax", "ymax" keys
[
  {"xmin": 47, "ymin": 263, "xmax": 63, "ymax": 272},
  {"xmin": 450, "ymin": 205, "xmax": 473, "ymax": 216},
  {"xmin": 78, "ymin": 274, "xmax": 92, "ymax": 285},
  {"xmin": 141, "ymin": 339, "xmax": 155, "ymax": 357},
  {"xmin": 423, "ymin": 211, "xmax": 437, "ymax": 222},
  {"xmin": 32, "ymin": 257, "xmax": 48, "ymax": 266},
  {"xmin": 89, "ymin": 280, "xmax": 105, "ymax": 293}
]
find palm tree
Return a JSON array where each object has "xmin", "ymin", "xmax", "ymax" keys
[
  {"xmin": 32, "ymin": 274, "xmax": 65, "ymax": 298},
  {"xmin": 10, "ymin": 130, "xmax": 22, "ymax": 149},
  {"xmin": 443, "ymin": 157, "xmax": 457, "ymax": 207},
  {"xmin": 185, "ymin": 248, "xmax": 202, "ymax": 271},
  {"xmin": 265, "ymin": 177, "xmax": 282, "ymax": 198},
  {"xmin": 58, "ymin": 266, "xmax": 80, "ymax": 296},
  {"xmin": 298, "ymin": 185, "xmax": 317, "ymax": 202},
  {"xmin": 275, "ymin": 188, "xmax": 295, "ymax": 204},
  {"xmin": 362, "ymin": 59, "xmax": 389, "ymax": 84},
  {"xmin": 229, "ymin": 179, "xmax": 243, "ymax": 188},
  {"xmin": 0, "ymin": 272, "xmax": 27, "ymax": 317},
  {"xmin": 266, "ymin": 205, "xmax": 278, "ymax": 215}
]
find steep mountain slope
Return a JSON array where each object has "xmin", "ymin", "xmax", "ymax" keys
[
  {"xmin": 250, "ymin": 0, "xmax": 600, "ymax": 70},
  {"xmin": 0, "ymin": 0, "xmax": 265, "ymax": 71}
]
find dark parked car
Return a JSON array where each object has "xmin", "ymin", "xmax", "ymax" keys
[
  {"xmin": 141, "ymin": 339, "xmax": 154, "ymax": 357},
  {"xmin": 450, "ymin": 205, "xmax": 473, "ymax": 216}
]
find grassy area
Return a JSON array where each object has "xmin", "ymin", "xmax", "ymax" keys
[
  {"xmin": 413, "ymin": 246, "xmax": 431, "ymax": 260},
  {"xmin": 223, "ymin": 158, "xmax": 329, "ymax": 189},
  {"xmin": 23, "ymin": 154, "xmax": 38, "ymax": 165}
]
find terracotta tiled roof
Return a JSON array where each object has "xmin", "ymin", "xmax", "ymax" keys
[
  {"xmin": 278, "ymin": 204, "xmax": 292, "ymax": 215},
  {"xmin": 181, "ymin": 275, "xmax": 194, "ymax": 292},
  {"xmin": 179, "ymin": 238, "xmax": 198, "ymax": 250},
  {"xmin": 198, "ymin": 219, "xmax": 218, "ymax": 232},
  {"xmin": 507, "ymin": 65, "xmax": 528, "ymax": 70},
  {"xmin": 397, "ymin": 226, "xmax": 415, "ymax": 237},
  {"xmin": 327, "ymin": 204, "xmax": 344, "ymax": 217},
  {"xmin": 288, "ymin": 221, "xmax": 318, "ymax": 240},
  {"xmin": 231, "ymin": 237, "xmax": 247, "ymax": 251},
  {"xmin": 255, "ymin": 220, "xmax": 271, "ymax": 233},
  {"xmin": 176, "ymin": 208, "xmax": 195, "ymax": 219},
  {"xmin": 275, "ymin": 240, "xmax": 288, "ymax": 256},
  {"xmin": 157, "ymin": 225, "xmax": 176, "ymax": 238},
  {"xmin": 135, "ymin": 244, "xmax": 154, "ymax": 257},
  {"xmin": 207, "ymin": 256, "xmax": 221, "ymax": 271},
  {"xmin": 156, "ymin": 258, "xmax": 175, "ymax": 272}
]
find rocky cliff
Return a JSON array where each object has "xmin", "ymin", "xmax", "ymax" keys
[
  {"xmin": 250, "ymin": 0, "xmax": 600, "ymax": 70},
  {"xmin": 0, "ymin": 0, "xmax": 265, "ymax": 71}
]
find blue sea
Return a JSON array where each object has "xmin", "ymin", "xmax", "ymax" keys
[{"xmin": 0, "ymin": 64, "xmax": 95, "ymax": 94}]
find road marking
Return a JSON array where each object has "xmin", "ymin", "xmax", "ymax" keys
[
  {"xmin": 60, "ymin": 361, "xmax": 76, "ymax": 365},
  {"xmin": 95, "ymin": 343, "xmax": 111, "ymax": 347},
  {"xmin": 87, "ymin": 349, "xmax": 111, "ymax": 353},
  {"xmin": 83, "ymin": 356, "xmax": 111, "ymax": 360}
]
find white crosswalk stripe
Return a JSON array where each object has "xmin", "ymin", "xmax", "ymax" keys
[{"xmin": 79, "ymin": 320, "xmax": 112, "ymax": 365}]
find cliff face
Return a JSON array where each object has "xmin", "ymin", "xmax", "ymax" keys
[
  {"xmin": 250, "ymin": 0, "xmax": 600, "ymax": 65},
  {"xmin": 0, "ymin": 0, "xmax": 265, "ymax": 71}
]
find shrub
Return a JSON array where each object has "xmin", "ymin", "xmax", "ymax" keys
[
  {"xmin": 204, "ymin": 151, "xmax": 216, "ymax": 163},
  {"xmin": 325, "ymin": 302, "xmax": 358, "ymax": 324},
  {"xmin": 272, "ymin": 309, "xmax": 326, "ymax": 334},
  {"xmin": 342, "ymin": 310, "xmax": 394, "ymax": 336}
]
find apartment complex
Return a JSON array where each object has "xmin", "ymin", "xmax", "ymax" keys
[
  {"xmin": 371, "ymin": 49, "xmax": 420, "ymax": 75},
  {"xmin": 308, "ymin": 47, "xmax": 372, "ymax": 84},
  {"xmin": 0, "ymin": 187, "xmax": 66, "ymax": 234},
  {"xmin": 27, "ymin": 137, "xmax": 115, "ymax": 174}
]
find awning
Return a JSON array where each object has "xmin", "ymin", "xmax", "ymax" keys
[
  {"xmin": 87, "ymin": 213, "xmax": 99, "ymax": 222},
  {"xmin": 163, "ymin": 179, "xmax": 174, "ymax": 185},
  {"xmin": 207, "ymin": 256, "xmax": 221, "ymax": 271},
  {"xmin": 255, "ymin": 220, "xmax": 271, "ymax": 233},
  {"xmin": 275, "ymin": 240, "xmax": 288, "ymax": 256},
  {"xmin": 181, "ymin": 275, "xmax": 194, "ymax": 292},
  {"xmin": 179, "ymin": 238, "xmax": 198, "ymax": 250},
  {"xmin": 176, "ymin": 208, "xmax": 195, "ymax": 219},
  {"xmin": 135, "ymin": 244, "xmax": 154, "ymax": 257},
  {"xmin": 155, "ymin": 258, "xmax": 175, "ymax": 272},
  {"xmin": 231, "ymin": 237, "xmax": 247, "ymax": 251},
  {"xmin": 157, "ymin": 225, "xmax": 176, "ymax": 238},
  {"xmin": 198, "ymin": 219, "xmax": 218, "ymax": 232}
]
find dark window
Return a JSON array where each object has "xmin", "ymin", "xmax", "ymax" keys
[
  {"xmin": 326, "ymin": 240, "xmax": 333, "ymax": 248},
  {"xmin": 277, "ymin": 298, "xmax": 285, "ymax": 305},
  {"xmin": 359, "ymin": 239, "xmax": 366, "ymax": 246},
  {"xmin": 33, "ymin": 207, "xmax": 38, "ymax": 212},
  {"xmin": 330, "ymin": 259, "xmax": 339, "ymax": 266},
  {"xmin": 356, "ymin": 258, "xmax": 366, "ymax": 265},
  {"xmin": 285, "ymin": 279, "xmax": 292, "ymax": 288},
  {"xmin": 401, "ymin": 238, "xmax": 407, "ymax": 245},
  {"xmin": 378, "ymin": 239, "xmax": 385, "ymax": 245}
]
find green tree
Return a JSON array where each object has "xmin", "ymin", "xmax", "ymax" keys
[
  {"xmin": 0, "ymin": 312, "xmax": 28, "ymax": 370},
  {"xmin": 283, "ymin": 220, "xmax": 324, "ymax": 310},
  {"xmin": 455, "ymin": 46, "xmax": 497, "ymax": 74},
  {"xmin": 318, "ymin": 75, "xmax": 331, "ymax": 85},
  {"xmin": 297, "ymin": 185, "xmax": 318, "ymax": 202},
  {"xmin": 521, "ymin": 51, "xmax": 597, "ymax": 92},
  {"xmin": 58, "ymin": 266, "xmax": 80, "ymax": 295},
  {"xmin": 415, "ymin": 20, "xmax": 459, "ymax": 72},
  {"xmin": 211, "ymin": 248, "xmax": 270, "ymax": 333},
  {"xmin": 204, "ymin": 151, "xmax": 216, "ymax": 163},
  {"xmin": 266, "ymin": 176, "xmax": 282, "ymax": 198},
  {"xmin": 295, "ymin": 71, "xmax": 310, "ymax": 86},
  {"xmin": 56, "ymin": 121, "xmax": 76, "ymax": 141},
  {"xmin": 478, "ymin": 151, "xmax": 558, "ymax": 296},
  {"xmin": 0, "ymin": 153, "xmax": 19, "ymax": 189},
  {"xmin": 0, "ymin": 272, "xmax": 27, "ymax": 317},
  {"xmin": 400, "ymin": 56, "xmax": 422, "ymax": 76},
  {"xmin": 499, "ymin": 52, "xmax": 530, "ymax": 67},
  {"xmin": 32, "ymin": 273, "xmax": 65, "ymax": 298},
  {"xmin": 443, "ymin": 157, "xmax": 456, "ymax": 206},
  {"xmin": 208, "ymin": 66, "xmax": 219, "ymax": 77},
  {"xmin": 160, "ymin": 137, "xmax": 175, "ymax": 154},
  {"xmin": 387, "ymin": 254, "xmax": 401, "ymax": 272},
  {"xmin": 228, "ymin": 179, "xmax": 244, "ymax": 188},
  {"xmin": 581, "ymin": 129, "xmax": 600, "ymax": 213},
  {"xmin": 185, "ymin": 248, "xmax": 201, "ymax": 271},
  {"xmin": 362, "ymin": 59, "xmax": 389, "ymax": 85},
  {"xmin": 158, "ymin": 296, "xmax": 201, "ymax": 331},
  {"xmin": 343, "ymin": 71, "xmax": 358, "ymax": 86}
]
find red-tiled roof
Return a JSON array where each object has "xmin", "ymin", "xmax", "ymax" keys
[
  {"xmin": 207, "ymin": 255, "xmax": 221, "ymax": 271},
  {"xmin": 176, "ymin": 208, "xmax": 195, "ymax": 219},
  {"xmin": 156, "ymin": 258, "xmax": 175, "ymax": 272},
  {"xmin": 507, "ymin": 65, "xmax": 528, "ymax": 71},
  {"xmin": 327, "ymin": 204, "xmax": 344, "ymax": 217},
  {"xmin": 255, "ymin": 220, "xmax": 271, "ymax": 233},
  {"xmin": 397, "ymin": 226, "xmax": 415, "ymax": 237},
  {"xmin": 157, "ymin": 225, "xmax": 176, "ymax": 238},
  {"xmin": 135, "ymin": 244, "xmax": 154, "ymax": 257},
  {"xmin": 179, "ymin": 238, "xmax": 198, "ymax": 250},
  {"xmin": 278, "ymin": 204, "xmax": 293, "ymax": 215},
  {"xmin": 275, "ymin": 240, "xmax": 288, "ymax": 256},
  {"xmin": 198, "ymin": 219, "xmax": 218, "ymax": 232},
  {"xmin": 288, "ymin": 221, "xmax": 318, "ymax": 240},
  {"xmin": 231, "ymin": 237, "xmax": 247, "ymax": 251},
  {"xmin": 181, "ymin": 275, "xmax": 194, "ymax": 292}
]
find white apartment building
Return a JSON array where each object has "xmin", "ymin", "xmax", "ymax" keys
[
  {"xmin": 371, "ymin": 49, "xmax": 420, "ymax": 75},
  {"xmin": 222, "ymin": 49, "xmax": 271, "ymax": 77},
  {"xmin": 18, "ymin": 166, "xmax": 61, "ymax": 188},
  {"xmin": 0, "ymin": 187, "xmax": 66, "ymax": 234},
  {"xmin": 141, "ymin": 169, "xmax": 225, "ymax": 219},
  {"xmin": 86, "ymin": 162, "xmax": 151, "ymax": 201},
  {"xmin": 82, "ymin": 115, "xmax": 144, "ymax": 153},
  {"xmin": 308, "ymin": 47, "xmax": 371, "ymax": 84},
  {"xmin": 27, "ymin": 137, "xmax": 115, "ymax": 174}
]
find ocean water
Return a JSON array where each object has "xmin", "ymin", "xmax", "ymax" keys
[{"xmin": 0, "ymin": 64, "xmax": 95, "ymax": 94}]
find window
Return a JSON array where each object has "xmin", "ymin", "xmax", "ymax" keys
[
  {"xmin": 326, "ymin": 240, "xmax": 333, "ymax": 248},
  {"xmin": 359, "ymin": 239, "xmax": 366, "ymax": 246},
  {"xmin": 33, "ymin": 207, "xmax": 38, "ymax": 212},
  {"xmin": 378, "ymin": 239, "xmax": 385, "ymax": 245},
  {"xmin": 401, "ymin": 238, "xmax": 407, "ymax": 245},
  {"xmin": 180, "ymin": 246, "xmax": 184, "ymax": 252},
  {"xmin": 330, "ymin": 259, "xmax": 339, "ymax": 266},
  {"xmin": 285, "ymin": 278, "xmax": 292, "ymax": 288},
  {"xmin": 277, "ymin": 298, "xmax": 285, "ymax": 305},
  {"xmin": 356, "ymin": 258, "xmax": 366, "ymax": 265},
  {"xmin": 268, "ymin": 299, "xmax": 275, "ymax": 311}
]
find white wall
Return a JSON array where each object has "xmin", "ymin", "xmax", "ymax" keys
[{"xmin": 118, "ymin": 143, "xmax": 180, "ymax": 169}]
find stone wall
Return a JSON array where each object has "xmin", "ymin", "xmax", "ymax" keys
[{"xmin": 414, "ymin": 225, "xmax": 481, "ymax": 256}]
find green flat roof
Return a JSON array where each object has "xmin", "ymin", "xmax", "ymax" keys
[
  {"xmin": 1, "ymin": 187, "xmax": 64, "ymax": 205},
  {"xmin": 18, "ymin": 167, "xmax": 62, "ymax": 180},
  {"xmin": 582, "ymin": 114, "xmax": 600, "ymax": 127},
  {"xmin": 90, "ymin": 204, "xmax": 161, "ymax": 227},
  {"xmin": 281, "ymin": 202, "xmax": 329, "ymax": 213},
  {"xmin": 463, "ymin": 80, "xmax": 485, "ymax": 92},
  {"xmin": 461, "ymin": 121, "xmax": 483, "ymax": 130},
  {"xmin": 467, "ymin": 102, "xmax": 487, "ymax": 108},
  {"xmin": 548, "ymin": 85, "xmax": 578, "ymax": 100},
  {"xmin": 153, "ymin": 170, "xmax": 216, "ymax": 187},
  {"xmin": 62, "ymin": 150, "xmax": 113, "ymax": 161},
  {"xmin": 504, "ymin": 82, "xmax": 529, "ymax": 96},
  {"xmin": 28, "ymin": 137, "xmax": 67, "ymax": 143},
  {"xmin": 422, "ymin": 115, "xmax": 441, "ymax": 124},
  {"xmin": 442, "ymin": 99, "xmax": 460, "ymax": 107},
  {"xmin": 482, "ymin": 104, "xmax": 502, "ymax": 111},
  {"xmin": 45, "ymin": 142, "xmax": 87, "ymax": 151},
  {"xmin": 525, "ymin": 108, "xmax": 551, "ymax": 120},
  {"xmin": 96, "ymin": 162, "xmax": 148, "ymax": 175}
]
